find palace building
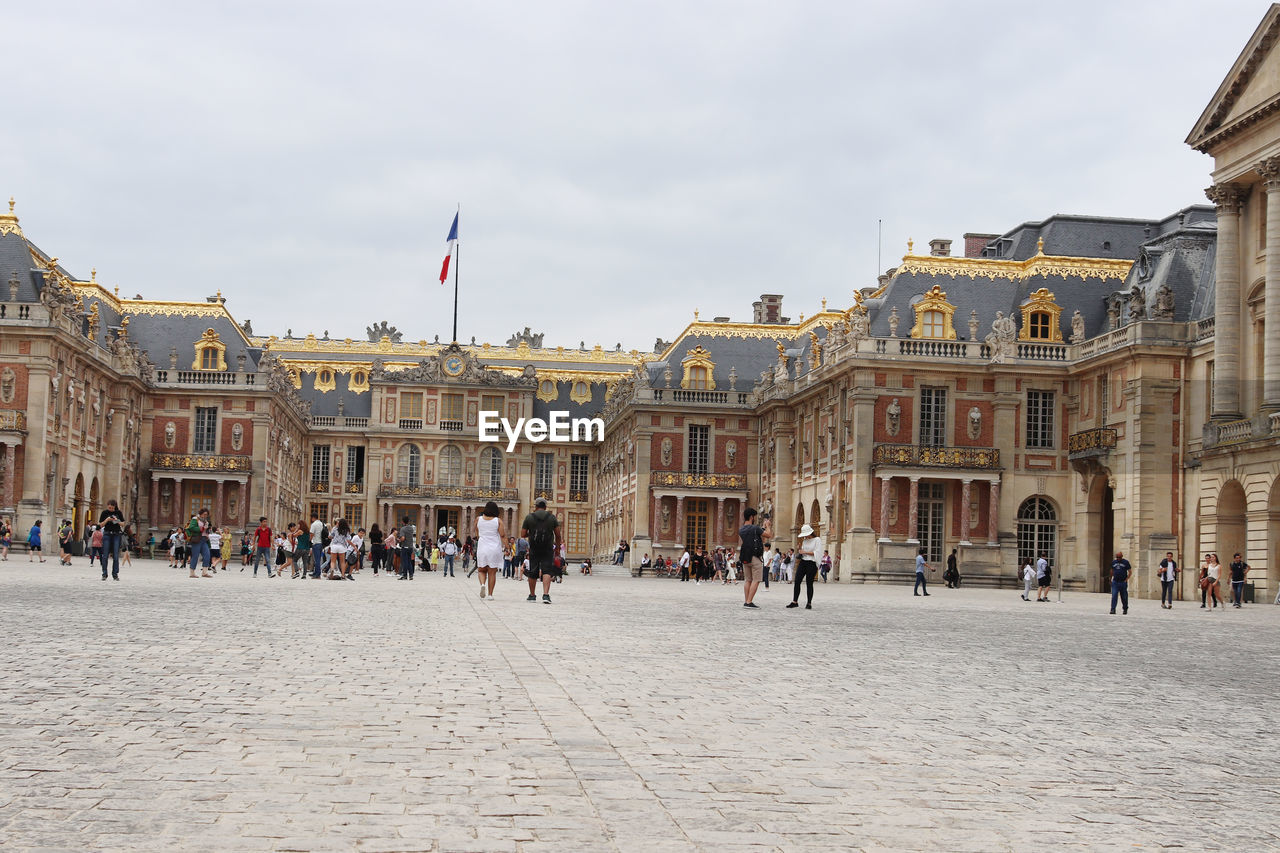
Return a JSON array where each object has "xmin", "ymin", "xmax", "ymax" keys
[{"xmin": 2, "ymin": 8, "xmax": 1279, "ymax": 602}]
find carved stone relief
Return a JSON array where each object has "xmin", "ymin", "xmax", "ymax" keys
[{"xmin": 886, "ymin": 398, "xmax": 901, "ymax": 438}]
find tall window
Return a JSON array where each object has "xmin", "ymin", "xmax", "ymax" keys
[
  {"xmin": 1017, "ymin": 497, "xmax": 1057, "ymax": 571},
  {"xmin": 1205, "ymin": 361, "xmax": 1214, "ymax": 421},
  {"xmin": 565, "ymin": 511, "xmax": 588, "ymax": 555},
  {"xmin": 311, "ymin": 444, "xmax": 331, "ymax": 484},
  {"xmin": 919, "ymin": 387, "xmax": 946, "ymax": 447},
  {"xmin": 343, "ymin": 503, "xmax": 364, "ymax": 530},
  {"xmin": 921, "ymin": 310, "xmax": 945, "ymax": 339},
  {"xmin": 1098, "ymin": 373, "xmax": 1109, "ymax": 423},
  {"xmin": 397, "ymin": 444, "xmax": 420, "ymax": 486},
  {"xmin": 439, "ymin": 445, "xmax": 462, "ymax": 486},
  {"xmin": 481, "ymin": 394, "xmax": 503, "ymax": 415},
  {"xmin": 570, "ymin": 454, "xmax": 589, "ymax": 500},
  {"xmin": 441, "ymin": 393, "xmax": 464, "ymax": 423},
  {"xmin": 686, "ymin": 366, "xmax": 710, "ymax": 389},
  {"xmin": 535, "ymin": 452, "xmax": 554, "ymax": 496},
  {"xmin": 688, "ymin": 424, "xmax": 709, "ymax": 473},
  {"xmin": 399, "ymin": 392, "xmax": 423, "ymax": 429},
  {"xmin": 1028, "ymin": 312, "xmax": 1051, "ymax": 339},
  {"xmin": 194, "ymin": 407, "xmax": 217, "ymax": 454},
  {"xmin": 345, "ymin": 446, "xmax": 365, "ymax": 485},
  {"xmin": 1026, "ymin": 390, "xmax": 1056, "ymax": 449},
  {"xmin": 309, "ymin": 502, "xmax": 328, "ymax": 524},
  {"xmin": 480, "ymin": 446, "xmax": 503, "ymax": 490}
]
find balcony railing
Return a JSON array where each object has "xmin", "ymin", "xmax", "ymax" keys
[
  {"xmin": 311, "ymin": 415, "xmax": 371, "ymax": 430},
  {"xmin": 0, "ymin": 410, "xmax": 27, "ymax": 432},
  {"xmin": 643, "ymin": 388, "xmax": 753, "ymax": 406},
  {"xmin": 376, "ymin": 483, "xmax": 521, "ymax": 502},
  {"xmin": 1068, "ymin": 427, "xmax": 1117, "ymax": 459},
  {"xmin": 153, "ymin": 370, "xmax": 259, "ymax": 387},
  {"xmin": 533, "ymin": 487, "xmax": 554, "ymax": 502},
  {"xmin": 151, "ymin": 452, "xmax": 253, "ymax": 473},
  {"xmin": 310, "ymin": 480, "xmax": 329, "ymax": 493},
  {"xmin": 568, "ymin": 489, "xmax": 589, "ymax": 502},
  {"xmin": 345, "ymin": 481, "xmax": 364, "ymax": 494},
  {"xmin": 398, "ymin": 418, "xmax": 423, "ymax": 430},
  {"xmin": 871, "ymin": 444, "xmax": 1001, "ymax": 470},
  {"xmin": 438, "ymin": 419, "xmax": 465, "ymax": 433},
  {"xmin": 650, "ymin": 470, "xmax": 749, "ymax": 490}
]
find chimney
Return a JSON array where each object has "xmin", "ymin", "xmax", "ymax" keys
[
  {"xmin": 751, "ymin": 301, "xmax": 763, "ymax": 323},
  {"xmin": 963, "ymin": 232, "xmax": 999, "ymax": 258},
  {"xmin": 757, "ymin": 294, "xmax": 784, "ymax": 324},
  {"xmin": 928, "ymin": 238, "xmax": 952, "ymax": 257}
]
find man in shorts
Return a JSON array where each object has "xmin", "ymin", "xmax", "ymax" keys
[
  {"xmin": 521, "ymin": 498, "xmax": 561, "ymax": 604},
  {"xmin": 738, "ymin": 507, "xmax": 771, "ymax": 609}
]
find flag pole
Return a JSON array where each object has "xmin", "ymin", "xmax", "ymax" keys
[{"xmin": 451, "ymin": 207, "xmax": 460, "ymax": 344}]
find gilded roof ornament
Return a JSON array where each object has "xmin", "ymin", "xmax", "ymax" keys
[{"xmin": 0, "ymin": 197, "xmax": 21, "ymax": 237}]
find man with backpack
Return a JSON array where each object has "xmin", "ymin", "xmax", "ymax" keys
[
  {"xmin": 738, "ymin": 507, "xmax": 771, "ymax": 609},
  {"xmin": 398, "ymin": 516, "xmax": 416, "ymax": 580},
  {"xmin": 521, "ymin": 497, "xmax": 561, "ymax": 604}
]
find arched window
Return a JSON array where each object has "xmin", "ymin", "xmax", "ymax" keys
[
  {"xmin": 1017, "ymin": 496, "xmax": 1057, "ymax": 570},
  {"xmin": 1028, "ymin": 311, "xmax": 1051, "ymax": 339},
  {"xmin": 439, "ymin": 445, "xmax": 462, "ymax": 486},
  {"xmin": 397, "ymin": 444, "xmax": 421, "ymax": 486},
  {"xmin": 480, "ymin": 446, "xmax": 503, "ymax": 490}
]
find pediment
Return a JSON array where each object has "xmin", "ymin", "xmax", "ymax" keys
[{"xmin": 1187, "ymin": 5, "xmax": 1280, "ymax": 152}]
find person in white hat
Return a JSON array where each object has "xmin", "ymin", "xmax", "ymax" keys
[{"xmin": 788, "ymin": 522, "xmax": 823, "ymax": 610}]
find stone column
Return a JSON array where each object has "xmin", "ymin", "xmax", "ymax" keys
[
  {"xmin": 906, "ymin": 477, "xmax": 920, "ymax": 544},
  {"xmin": 1259, "ymin": 160, "xmax": 1280, "ymax": 410},
  {"xmin": 149, "ymin": 474, "xmax": 159, "ymax": 528},
  {"xmin": 3, "ymin": 442, "xmax": 15, "ymax": 510},
  {"xmin": 987, "ymin": 479, "xmax": 1000, "ymax": 545},
  {"xmin": 878, "ymin": 475, "xmax": 891, "ymax": 542},
  {"xmin": 651, "ymin": 492, "xmax": 661, "ymax": 542},
  {"xmin": 215, "ymin": 480, "xmax": 224, "ymax": 523},
  {"xmin": 715, "ymin": 496, "xmax": 725, "ymax": 548},
  {"xmin": 959, "ymin": 479, "xmax": 972, "ymax": 545},
  {"xmin": 173, "ymin": 478, "xmax": 184, "ymax": 524},
  {"xmin": 1206, "ymin": 182, "xmax": 1247, "ymax": 419},
  {"xmin": 420, "ymin": 505, "xmax": 428, "ymax": 534},
  {"xmin": 675, "ymin": 495, "xmax": 685, "ymax": 548},
  {"xmin": 238, "ymin": 480, "xmax": 247, "ymax": 527}
]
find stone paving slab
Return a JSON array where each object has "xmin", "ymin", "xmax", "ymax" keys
[{"xmin": 2, "ymin": 558, "xmax": 1278, "ymax": 851}]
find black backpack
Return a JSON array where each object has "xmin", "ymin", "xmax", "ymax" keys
[
  {"xmin": 528, "ymin": 512, "xmax": 554, "ymax": 551},
  {"xmin": 739, "ymin": 524, "xmax": 763, "ymax": 560}
]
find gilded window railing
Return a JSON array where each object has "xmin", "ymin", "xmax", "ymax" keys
[
  {"xmin": 649, "ymin": 471, "xmax": 748, "ymax": 489},
  {"xmin": 871, "ymin": 444, "xmax": 1000, "ymax": 470},
  {"xmin": 1067, "ymin": 427, "xmax": 1117, "ymax": 457},
  {"xmin": 151, "ymin": 453, "xmax": 253, "ymax": 472},
  {"xmin": 0, "ymin": 410, "xmax": 27, "ymax": 431}
]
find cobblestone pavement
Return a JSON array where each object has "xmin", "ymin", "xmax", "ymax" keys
[{"xmin": 2, "ymin": 558, "xmax": 1278, "ymax": 852}]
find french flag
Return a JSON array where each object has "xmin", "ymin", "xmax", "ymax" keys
[{"xmin": 439, "ymin": 213, "xmax": 458, "ymax": 284}]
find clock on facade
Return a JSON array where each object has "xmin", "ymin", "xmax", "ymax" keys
[{"xmin": 443, "ymin": 355, "xmax": 465, "ymax": 377}]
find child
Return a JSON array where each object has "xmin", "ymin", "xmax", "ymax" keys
[{"xmin": 1021, "ymin": 559, "xmax": 1034, "ymax": 602}]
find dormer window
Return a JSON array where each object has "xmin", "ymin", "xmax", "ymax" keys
[
  {"xmin": 909, "ymin": 285, "xmax": 956, "ymax": 340},
  {"xmin": 921, "ymin": 310, "xmax": 945, "ymax": 339},
  {"xmin": 192, "ymin": 328, "xmax": 228, "ymax": 372},
  {"xmin": 1028, "ymin": 311, "xmax": 1051, "ymax": 339},
  {"xmin": 680, "ymin": 346, "xmax": 716, "ymax": 390}
]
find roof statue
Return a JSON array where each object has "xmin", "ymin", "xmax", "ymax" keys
[
  {"xmin": 366, "ymin": 321, "xmax": 403, "ymax": 343},
  {"xmin": 506, "ymin": 327, "xmax": 544, "ymax": 347}
]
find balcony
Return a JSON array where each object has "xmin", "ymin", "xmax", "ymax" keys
[
  {"xmin": 376, "ymin": 483, "xmax": 521, "ymax": 503},
  {"xmin": 311, "ymin": 415, "xmax": 371, "ymax": 430},
  {"xmin": 0, "ymin": 410, "xmax": 27, "ymax": 433},
  {"xmin": 438, "ymin": 419, "xmax": 465, "ymax": 433},
  {"xmin": 1203, "ymin": 414, "xmax": 1280, "ymax": 450},
  {"xmin": 568, "ymin": 489, "xmax": 589, "ymax": 502},
  {"xmin": 639, "ymin": 388, "xmax": 753, "ymax": 407},
  {"xmin": 533, "ymin": 487, "xmax": 554, "ymax": 502},
  {"xmin": 1068, "ymin": 427, "xmax": 1117, "ymax": 459},
  {"xmin": 151, "ymin": 452, "xmax": 253, "ymax": 473},
  {"xmin": 398, "ymin": 418, "xmax": 423, "ymax": 430},
  {"xmin": 650, "ymin": 470, "xmax": 748, "ymax": 490},
  {"xmin": 345, "ymin": 481, "xmax": 364, "ymax": 494},
  {"xmin": 310, "ymin": 480, "xmax": 329, "ymax": 493},
  {"xmin": 152, "ymin": 370, "xmax": 259, "ymax": 388},
  {"xmin": 871, "ymin": 444, "xmax": 1001, "ymax": 470}
]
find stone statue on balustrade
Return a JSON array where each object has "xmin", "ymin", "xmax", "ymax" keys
[
  {"xmin": 1070, "ymin": 309, "xmax": 1085, "ymax": 343},
  {"xmin": 985, "ymin": 311, "xmax": 1017, "ymax": 364},
  {"xmin": 1152, "ymin": 283, "xmax": 1175, "ymax": 320}
]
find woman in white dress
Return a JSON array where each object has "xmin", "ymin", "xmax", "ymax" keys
[{"xmin": 474, "ymin": 500, "xmax": 506, "ymax": 600}]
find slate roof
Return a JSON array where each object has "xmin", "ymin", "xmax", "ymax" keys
[
  {"xmin": 980, "ymin": 207, "xmax": 1216, "ymax": 262},
  {"xmin": 645, "ymin": 330, "xmax": 791, "ymax": 392}
]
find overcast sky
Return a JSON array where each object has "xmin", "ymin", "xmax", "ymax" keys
[{"xmin": 2, "ymin": 1, "xmax": 1266, "ymax": 352}]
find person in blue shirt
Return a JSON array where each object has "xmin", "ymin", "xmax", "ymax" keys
[
  {"xmin": 1110, "ymin": 551, "xmax": 1132, "ymax": 615},
  {"xmin": 27, "ymin": 520, "xmax": 45, "ymax": 562}
]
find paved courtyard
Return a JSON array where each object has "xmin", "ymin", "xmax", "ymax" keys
[{"xmin": 2, "ymin": 558, "xmax": 1278, "ymax": 852}]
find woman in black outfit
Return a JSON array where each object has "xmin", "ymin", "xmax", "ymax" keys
[{"xmin": 368, "ymin": 524, "xmax": 385, "ymax": 574}]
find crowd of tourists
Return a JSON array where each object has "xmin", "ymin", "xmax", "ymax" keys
[{"xmin": 7, "ymin": 499, "xmax": 1275, "ymax": 611}]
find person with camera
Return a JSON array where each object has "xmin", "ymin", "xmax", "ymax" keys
[{"xmin": 738, "ymin": 507, "xmax": 771, "ymax": 609}]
